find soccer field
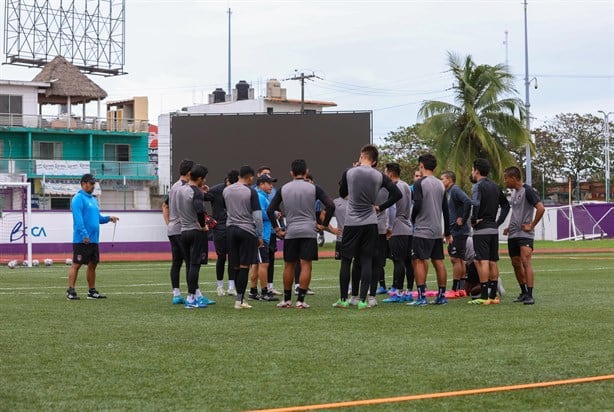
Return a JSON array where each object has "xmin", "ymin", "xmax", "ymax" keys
[{"xmin": 1, "ymin": 254, "xmax": 613, "ymax": 411}]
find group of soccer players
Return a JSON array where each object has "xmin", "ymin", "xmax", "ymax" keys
[{"xmin": 163, "ymin": 143, "xmax": 545, "ymax": 310}]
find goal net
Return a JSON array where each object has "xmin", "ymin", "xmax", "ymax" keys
[
  {"xmin": 0, "ymin": 181, "xmax": 33, "ymax": 266},
  {"xmin": 554, "ymin": 204, "xmax": 607, "ymax": 241}
]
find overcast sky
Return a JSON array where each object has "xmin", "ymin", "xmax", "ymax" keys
[{"xmin": 1, "ymin": 0, "xmax": 612, "ymax": 143}]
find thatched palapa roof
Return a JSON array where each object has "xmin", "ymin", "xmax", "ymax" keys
[{"xmin": 32, "ymin": 56, "xmax": 108, "ymax": 105}]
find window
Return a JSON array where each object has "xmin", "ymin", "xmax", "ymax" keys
[
  {"xmin": 33, "ymin": 141, "xmax": 63, "ymax": 160},
  {"xmin": 0, "ymin": 94, "xmax": 23, "ymax": 114},
  {"xmin": 50, "ymin": 197, "xmax": 71, "ymax": 210},
  {"xmin": 104, "ymin": 144, "xmax": 130, "ymax": 161}
]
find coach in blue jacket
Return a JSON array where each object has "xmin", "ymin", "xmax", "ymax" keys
[{"xmin": 66, "ymin": 173, "xmax": 119, "ymax": 300}]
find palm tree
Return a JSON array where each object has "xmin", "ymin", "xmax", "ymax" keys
[{"xmin": 418, "ymin": 52, "xmax": 529, "ymax": 190}]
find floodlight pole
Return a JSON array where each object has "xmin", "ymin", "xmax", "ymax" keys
[
  {"xmin": 523, "ymin": 0, "xmax": 532, "ymax": 187},
  {"xmin": 598, "ymin": 110, "xmax": 613, "ymax": 203},
  {"xmin": 227, "ymin": 8, "xmax": 232, "ymax": 97}
]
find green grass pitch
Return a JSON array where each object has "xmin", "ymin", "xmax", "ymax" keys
[{"xmin": 1, "ymin": 251, "xmax": 613, "ymax": 411}]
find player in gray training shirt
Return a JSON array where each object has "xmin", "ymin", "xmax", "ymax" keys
[
  {"xmin": 409, "ymin": 153, "xmax": 451, "ymax": 306},
  {"xmin": 162, "ymin": 158, "xmax": 194, "ymax": 305},
  {"xmin": 382, "ymin": 162, "xmax": 414, "ymax": 303},
  {"xmin": 333, "ymin": 144, "xmax": 402, "ymax": 310},
  {"xmin": 503, "ymin": 166, "xmax": 545, "ymax": 305},
  {"xmin": 223, "ymin": 165, "xmax": 263, "ymax": 310},
  {"xmin": 267, "ymin": 159, "xmax": 335, "ymax": 309}
]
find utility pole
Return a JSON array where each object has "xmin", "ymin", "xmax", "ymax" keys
[
  {"xmin": 227, "ymin": 8, "xmax": 232, "ymax": 98},
  {"xmin": 598, "ymin": 110, "xmax": 613, "ymax": 203},
  {"xmin": 287, "ymin": 71, "xmax": 317, "ymax": 113},
  {"xmin": 503, "ymin": 30, "xmax": 509, "ymax": 67}
]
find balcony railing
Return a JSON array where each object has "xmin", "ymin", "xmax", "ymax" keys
[
  {"xmin": 0, "ymin": 113, "xmax": 148, "ymax": 133},
  {"xmin": 0, "ymin": 159, "xmax": 157, "ymax": 179}
]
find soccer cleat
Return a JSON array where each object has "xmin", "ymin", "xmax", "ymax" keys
[
  {"xmin": 87, "ymin": 289, "xmax": 106, "ymax": 299},
  {"xmin": 432, "ymin": 296, "xmax": 448, "ymax": 305},
  {"xmin": 269, "ymin": 288, "xmax": 282, "ymax": 296},
  {"xmin": 382, "ymin": 293, "xmax": 403, "ymax": 303},
  {"xmin": 357, "ymin": 300, "xmax": 369, "ymax": 310},
  {"xmin": 216, "ymin": 286, "xmax": 226, "ymax": 296},
  {"xmin": 487, "ymin": 297, "xmax": 500, "ymax": 305},
  {"xmin": 260, "ymin": 293, "xmax": 279, "ymax": 302},
  {"xmin": 234, "ymin": 301, "xmax": 252, "ymax": 309},
  {"xmin": 387, "ymin": 287, "xmax": 398, "ymax": 296},
  {"xmin": 185, "ymin": 299, "xmax": 206, "ymax": 309},
  {"xmin": 349, "ymin": 296, "xmax": 359, "ymax": 306},
  {"xmin": 172, "ymin": 295, "xmax": 185, "ymax": 305},
  {"xmin": 523, "ymin": 296, "xmax": 535, "ymax": 305},
  {"xmin": 400, "ymin": 291, "xmax": 414, "ymax": 302},
  {"xmin": 197, "ymin": 296, "xmax": 215, "ymax": 306},
  {"xmin": 457, "ymin": 289, "xmax": 467, "ymax": 298},
  {"xmin": 367, "ymin": 296, "xmax": 378, "ymax": 307},
  {"xmin": 513, "ymin": 293, "xmax": 527, "ymax": 303},
  {"xmin": 306, "ymin": 288, "xmax": 315, "ymax": 295},
  {"xmin": 468, "ymin": 298, "xmax": 487, "ymax": 305},
  {"xmin": 376, "ymin": 286, "xmax": 388, "ymax": 295},
  {"xmin": 66, "ymin": 288, "xmax": 80, "ymax": 300},
  {"xmin": 276, "ymin": 300, "xmax": 293, "ymax": 308},
  {"xmin": 295, "ymin": 301, "xmax": 310, "ymax": 309},
  {"xmin": 247, "ymin": 292, "xmax": 260, "ymax": 300},
  {"xmin": 227, "ymin": 288, "xmax": 237, "ymax": 296},
  {"xmin": 408, "ymin": 297, "xmax": 428, "ymax": 306},
  {"xmin": 332, "ymin": 299, "xmax": 350, "ymax": 309}
]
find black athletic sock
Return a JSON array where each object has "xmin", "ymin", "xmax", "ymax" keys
[
  {"xmin": 527, "ymin": 287, "xmax": 533, "ymax": 297},
  {"xmin": 520, "ymin": 284, "xmax": 529, "ymax": 295},
  {"xmin": 488, "ymin": 280, "xmax": 498, "ymax": 299},
  {"xmin": 459, "ymin": 278, "xmax": 466, "ymax": 290},
  {"xmin": 438, "ymin": 286, "xmax": 446, "ymax": 299},
  {"xmin": 284, "ymin": 289, "xmax": 292, "ymax": 302},
  {"xmin": 452, "ymin": 279, "xmax": 459, "ymax": 291},
  {"xmin": 261, "ymin": 287, "xmax": 268, "ymax": 296},
  {"xmin": 480, "ymin": 282, "xmax": 489, "ymax": 300},
  {"xmin": 297, "ymin": 288, "xmax": 307, "ymax": 302},
  {"xmin": 249, "ymin": 287, "xmax": 258, "ymax": 295},
  {"xmin": 417, "ymin": 284, "xmax": 426, "ymax": 300}
]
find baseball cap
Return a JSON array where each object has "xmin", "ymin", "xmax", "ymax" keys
[
  {"xmin": 80, "ymin": 173, "xmax": 96, "ymax": 184},
  {"xmin": 257, "ymin": 174, "xmax": 277, "ymax": 184}
]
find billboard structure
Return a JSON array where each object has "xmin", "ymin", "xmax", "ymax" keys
[
  {"xmin": 170, "ymin": 112, "xmax": 372, "ymax": 196},
  {"xmin": 3, "ymin": 0, "xmax": 126, "ymax": 76}
]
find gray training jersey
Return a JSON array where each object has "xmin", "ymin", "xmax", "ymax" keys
[
  {"xmin": 166, "ymin": 178, "xmax": 186, "ymax": 236},
  {"xmin": 223, "ymin": 183, "xmax": 260, "ymax": 237},
  {"xmin": 412, "ymin": 175, "xmax": 448, "ymax": 239},
  {"xmin": 343, "ymin": 166, "xmax": 384, "ymax": 226},
  {"xmin": 177, "ymin": 184, "xmax": 206, "ymax": 232},
  {"xmin": 389, "ymin": 179, "xmax": 412, "ymax": 236},
  {"xmin": 508, "ymin": 184, "xmax": 541, "ymax": 239},
  {"xmin": 376, "ymin": 188, "xmax": 390, "ymax": 235},
  {"xmin": 333, "ymin": 197, "xmax": 348, "ymax": 242}
]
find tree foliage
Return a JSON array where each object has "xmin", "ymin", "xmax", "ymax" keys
[
  {"xmin": 418, "ymin": 52, "xmax": 529, "ymax": 191},
  {"xmin": 378, "ymin": 124, "xmax": 435, "ymax": 182}
]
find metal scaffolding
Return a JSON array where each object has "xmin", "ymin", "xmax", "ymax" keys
[{"xmin": 3, "ymin": 0, "xmax": 126, "ymax": 76}]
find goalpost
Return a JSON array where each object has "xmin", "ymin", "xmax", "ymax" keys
[
  {"xmin": 0, "ymin": 181, "xmax": 33, "ymax": 266},
  {"xmin": 554, "ymin": 204, "xmax": 606, "ymax": 241}
]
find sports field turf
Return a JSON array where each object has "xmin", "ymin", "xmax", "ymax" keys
[{"xmin": 1, "ymin": 250, "xmax": 613, "ymax": 411}]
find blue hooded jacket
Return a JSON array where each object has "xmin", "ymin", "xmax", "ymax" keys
[{"xmin": 71, "ymin": 189, "xmax": 110, "ymax": 244}]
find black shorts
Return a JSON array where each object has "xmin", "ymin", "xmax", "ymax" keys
[
  {"xmin": 389, "ymin": 235, "xmax": 411, "ymax": 261},
  {"xmin": 283, "ymin": 238, "xmax": 318, "ymax": 262},
  {"xmin": 507, "ymin": 237, "xmax": 534, "ymax": 257},
  {"xmin": 257, "ymin": 242, "xmax": 270, "ymax": 264},
  {"xmin": 411, "ymin": 237, "xmax": 444, "ymax": 260},
  {"xmin": 212, "ymin": 228, "xmax": 227, "ymax": 257},
  {"xmin": 340, "ymin": 224, "xmax": 378, "ymax": 259},
  {"xmin": 227, "ymin": 226, "xmax": 259, "ymax": 267},
  {"xmin": 373, "ymin": 234, "xmax": 389, "ymax": 267},
  {"xmin": 181, "ymin": 229, "xmax": 208, "ymax": 266},
  {"xmin": 448, "ymin": 234, "xmax": 468, "ymax": 258},
  {"xmin": 73, "ymin": 243, "xmax": 99, "ymax": 265},
  {"xmin": 473, "ymin": 233, "xmax": 499, "ymax": 261}
]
